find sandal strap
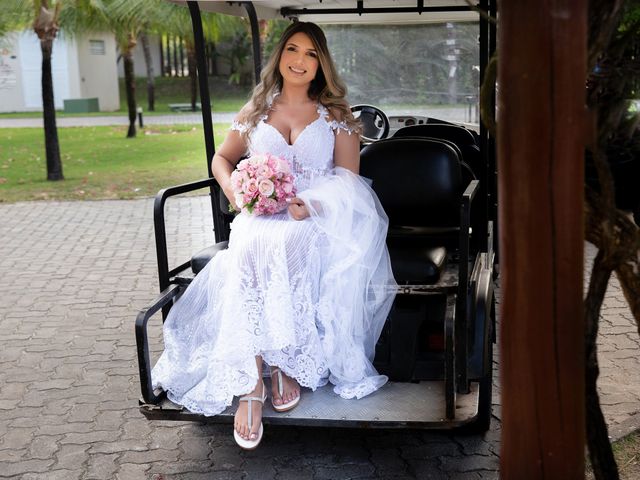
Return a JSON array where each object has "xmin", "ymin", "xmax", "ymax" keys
[
  {"xmin": 271, "ymin": 368, "xmax": 284, "ymax": 398},
  {"xmin": 239, "ymin": 396, "xmax": 264, "ymax": 403},
  {"xmin": 238, "ymin": 382, "xmax": 265, "ymax": 431}
]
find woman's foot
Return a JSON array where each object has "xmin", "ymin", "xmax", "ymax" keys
[
  {"xmin": 234, "ymin": 381, "xmax": 266, "ymax": 447},
  {"xmin": 270, "ymin": 367, "xmax": 301, "ymax": 412}
]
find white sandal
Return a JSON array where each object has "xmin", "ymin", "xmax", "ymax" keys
[
  {"xmin": 233, "ymin": 381, "xmax": 267, "ymax": 450},
  {"xmin": 271, "ymin": 368, "xmax": 300, "ymax": 413}
]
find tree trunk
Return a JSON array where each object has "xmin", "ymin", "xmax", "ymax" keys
[
  {"xmin": 140, "ymin": 31, "xmax": 155, "ymax": 111},
  {"xmin": 585, "ymin": 187, "xmax": 640, "ymax": 324},
  {"xmin": 209, "ymin": 42, "xmax": 218, "ymax": 76},
  {"xmin": 187, "ymin": 44, "xmax": 198, "ymax": 111},
  {"xmin": 584, "ymin": 250, "xmax": 620, "ymax": 480},
  {"xmin": 33, "ymin": 2, "xmax": 63, "ymax": 181},
  {"xmin": 40, "ymin": 38, "xmax": 63, "ymax": 181},
  {"xmin": 582, "ymin": 2, "xmax": 636, "ymax": 477},
  {"xmin": 122, "ymin": 35, "xmax": 137, "ymax": 138}
]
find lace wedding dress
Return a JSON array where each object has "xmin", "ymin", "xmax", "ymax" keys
[{"xmin": 152, "ymin": 103, "xmax": 397, "ymax": 416}]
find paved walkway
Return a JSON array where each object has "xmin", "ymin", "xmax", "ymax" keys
[
  {"xmin": 0, "ymin": 106, "xmax": 473, "ymax": 129},
  {"xmin": 0, "ymin": 113, "xmax": 236, "ymax": 129},
  {"xmin": 0, "ymin": 197, "xmax": 636, "ymax": 479}
]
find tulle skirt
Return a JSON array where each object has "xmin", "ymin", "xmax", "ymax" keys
[{"xmin": 152, "ymin": 167, "xmax": 397, "ymax": 416}]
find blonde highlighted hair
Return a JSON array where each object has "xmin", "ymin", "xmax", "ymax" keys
[{"xmin": 236, "ymin": 22, "xmax": 361, "ymax": 140}]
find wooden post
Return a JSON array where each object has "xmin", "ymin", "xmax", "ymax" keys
[{"xmin": 498, "ymin": 2, "xmax": 587, "ymax": 478}]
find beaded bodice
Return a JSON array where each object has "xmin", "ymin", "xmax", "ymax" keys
[{"xmin": 231, "ymin": 104, "xmax": 354, "ymax": 191}]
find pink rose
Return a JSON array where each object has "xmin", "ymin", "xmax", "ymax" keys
[
  {"xmin": 243, "ymin": 192, "xmax": 255, "ymax": 205},
  {"xmin": 277, "ymin": 159, "xmax": 291, "ymax": 174},
  {"xmin": 246, "ymin": 178, "xmax": 258, "ymax": 194},
  {"xmin": 255, "ymin": 164, "xmax": 270, "ymax": 179},
  {"xmin": 262, "ymin": 197, "xmax": 278, "ymax": 214},
  {"xmin": 230, "ymin": 173, "xmax": 243, "ymax": 191},
  {"xmin": 282, "ymin": 181, "xmax": 294, "ymax": 194},
  {"xmin": 258, "ymin": 179, "xmax": 275, "ymax": 197}
]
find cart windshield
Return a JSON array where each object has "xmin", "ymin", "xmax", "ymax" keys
[{"xmin": 323, "ymin": 21, "xmax": 480, "ymax": 125}]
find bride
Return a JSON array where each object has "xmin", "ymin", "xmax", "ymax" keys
[{"xmin": 152, "ymin": 21, "xmax": 396, "ymax": 449}]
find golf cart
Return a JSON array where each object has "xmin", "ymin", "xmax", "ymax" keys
[{"xmin": 135, "ymin": 0, "xmax": 497, "ymax": 432}]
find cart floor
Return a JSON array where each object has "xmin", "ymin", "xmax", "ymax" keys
[{"xmin": 140, "ymin": 380, "xmax": 480, "ymax": 429}]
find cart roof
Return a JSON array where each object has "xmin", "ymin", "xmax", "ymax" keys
[{"xmin": 170, "ymin": 1, "xmax": 477, "ymax": 24}]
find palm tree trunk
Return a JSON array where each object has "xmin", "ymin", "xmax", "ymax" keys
[
  {"xmin": 208, "ymin": 42, "xmax": 218, "ymax": 76},
  {"xmin": 140, "ymin": 31, "xmax": 155, "ymax": 111},
  {"xmin": 187, "ymin": 44, "xmax": 197, "ymax": 111},
  {"xmin": 123, "ymin": 49, "xmax": 136, "ymax": 138},
  {"xmin": 120, "ymin": 32, "xmax": 138, "ymax": 138},
  {"xmin": 40, "ymin": 38, "xmax": 63, "ymax": 181},
  {"xmin": 34, "ymin": 1, "xmax": 63, "ymax": 181}
]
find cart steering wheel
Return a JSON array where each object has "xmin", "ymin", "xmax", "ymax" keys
[{"xmin": 350, "ymin": 104, "xmax": 390, "ymax": 142}]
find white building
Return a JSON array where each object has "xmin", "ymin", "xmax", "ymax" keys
[{"xmin": 0, "ymin": 30, "xmax": 120, "ymax": 113}]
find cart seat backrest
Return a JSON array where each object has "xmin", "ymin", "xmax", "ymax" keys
[
  {"xmin": 393, "ymin": 124, "xmax": 480, "ymax": 176},
  {"xmin": 360, "ymin": 137, "xmax": 463, "ymax": 228},
  {"xmin": 391, "ymin": 135, "xmax": 476, "ymax": 185},
  {"xmin": 395, "ymin": 123, "xmax": 477, "ymax": 142}
]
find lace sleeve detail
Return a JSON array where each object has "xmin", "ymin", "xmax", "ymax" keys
[
  {"xmin": 230, "ymin": 120, "xmax": 250, "ymax": 133},
  {"xmin": 318, "ymin": 104, "xmax": 355, "ymax": 135},
  {"xmin": 328, "ymin": 119, "xmax": 355, "ymax": 135}
]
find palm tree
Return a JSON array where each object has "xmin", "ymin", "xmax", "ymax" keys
[
  {"xmin": 0, "ymin": 0, "xmax": 114, "ymax": 179},
  {"xmin": 155, "ymin": 3, "xmax": 238, "ymax": 111},
  {"xmin": 63, "ymin": 0, "xmax": 166, "ymax": 138},
  {"xmin": 0, "ymin": 1, "xmax": 66, "ymax": 180},
  {"xmin": 139, "ymin": 31, "xmax": 155, "ymax": 111},
  {"xmin": 97, "ymin": 0, "xmax": 150, "ymax": 137},
  {"xmin": 34, "ymin": 1, "xmax": 64, "ymax": 179},
  {"xmin": 111, "ymin": 0, "xmax": 238, "ymax": 112},
  {"xmin": 104, "ymin": 1, "xmax": 162, "ymax": 116}
]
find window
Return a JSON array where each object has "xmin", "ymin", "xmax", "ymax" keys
[
  {"xmin": 89, "ymin": 40, "xmax": 105, "ymax": 55},
  {"xmin": 324, "ymin": 22, "xmax": 480, "ymax": 124}
]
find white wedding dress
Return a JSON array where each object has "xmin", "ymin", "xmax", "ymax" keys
[{"xmin": 152, "ymin": 103, "xmax": 397, "ymax": 416}]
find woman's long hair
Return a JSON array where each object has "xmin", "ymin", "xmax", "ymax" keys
[{"xmin": 236, "ymin": 22, "xmax": 361, "ymax": 140}]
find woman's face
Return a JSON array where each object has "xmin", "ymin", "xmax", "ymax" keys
[{"xmin": 278, "ymin": 32, "xmax": 319, "ymax": 88}]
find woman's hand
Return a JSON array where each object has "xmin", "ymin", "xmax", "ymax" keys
[
  {"xmin": 225, "ymin": 189, "xmax": 240, "ymax": 213},
  {"xmin": 288, "ymin": 197, "xmax": 310, "ymax": 220}
]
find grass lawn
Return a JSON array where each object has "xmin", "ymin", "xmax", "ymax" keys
[
  {"xmin": 0, "ymin": 124, "xmax": 230, "ymax": 203},
  {"xmin": 0, "ymin": 76, "xmax": 251, "ymax": 119},
  {"xmin": 586, "ymin": 431, "xmax": 640, "ymax": 479}
]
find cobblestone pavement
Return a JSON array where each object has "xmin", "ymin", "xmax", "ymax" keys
[{"xmin": 0, "ymin": 197, "xmax": 635, "ymax": 479}]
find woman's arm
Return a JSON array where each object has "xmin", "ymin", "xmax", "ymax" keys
[
  {"xmin": 212, "ymin": 113, "xmax": 250, "ymax": 210},
  {"xmin": 333, "ymin": 126, "xmax": 360, "ymax": 174}
]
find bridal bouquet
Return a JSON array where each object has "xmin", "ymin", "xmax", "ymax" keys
[{"xmin": 230, "ymin": 153, "xmax": 296, "ymax": 215}]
